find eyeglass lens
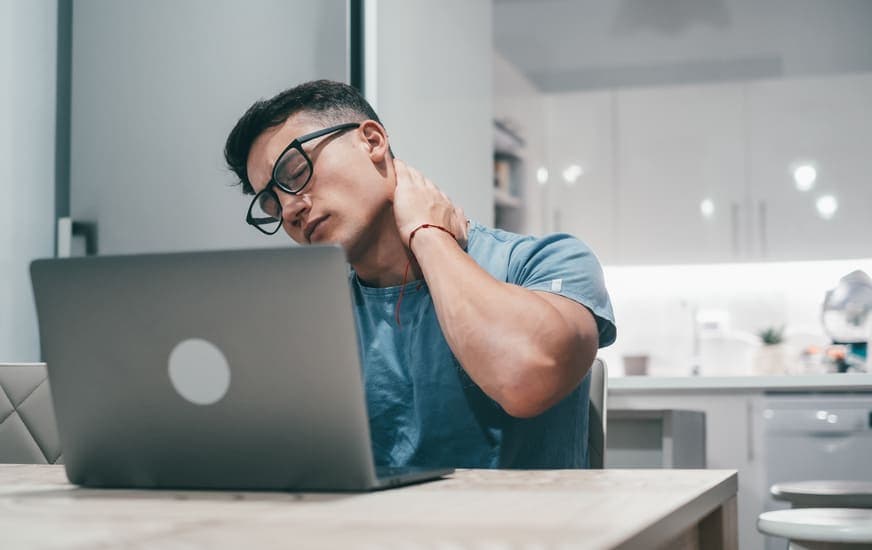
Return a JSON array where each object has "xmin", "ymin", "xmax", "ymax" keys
[
  {"xmin": 274, "ymin": 147, "xmax": 311, "ymax": 193},
  {"xmin": 248, "ymin": 190, "xmax": 282, "ymax": 234}
]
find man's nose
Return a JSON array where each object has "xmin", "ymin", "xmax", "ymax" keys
[{"xmin": 278, "ymin": 191, "xmax": 310, "ymax": 226}]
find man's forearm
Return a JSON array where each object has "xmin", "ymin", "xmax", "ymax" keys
[{"xmin": 410, "ymin": 229, "xmax": 591, "ymax": 417}]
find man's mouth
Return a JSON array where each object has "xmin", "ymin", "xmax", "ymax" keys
[{"xmin": 304, "ymin": 216, "xmax": 328, "ymax": 243}]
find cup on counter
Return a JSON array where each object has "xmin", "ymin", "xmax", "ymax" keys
[{"xmin": 622, "ymin": 354, "xmax": 649, "ymax": 376}]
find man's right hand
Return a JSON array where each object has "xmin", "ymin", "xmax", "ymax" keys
[{"xmin": 392, "ymin": 158, "xmax": 468, "ymax": 251}]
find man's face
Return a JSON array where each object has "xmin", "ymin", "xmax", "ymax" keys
[{"xmin": 246, "ymin": 114, "xmax": 393, "ymax": 259}]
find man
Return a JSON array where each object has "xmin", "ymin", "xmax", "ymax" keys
[{"xmin": 224, "ymin": 80, "xmax": 616, "ymax": 469}]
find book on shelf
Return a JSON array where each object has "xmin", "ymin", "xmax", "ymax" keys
[{"xmin": 494, "ymin": 157, "xmax": 512, "ymax": 191}]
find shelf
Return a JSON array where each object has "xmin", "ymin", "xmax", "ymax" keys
[
  {"xmin": 494, "ymin": 120, "xmax": 525, "ymax": 158},
  {"xmin": 493, "ymin": 119, "xmax": 526, "ymax": 233},
  {"xmin": 494, "ymin": 187, "xmax": 522, "ymax": 208}
]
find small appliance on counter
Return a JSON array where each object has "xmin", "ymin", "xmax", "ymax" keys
[{"xmin": 821, "ymin": 270, "xmax": 872, "ymax": 372}]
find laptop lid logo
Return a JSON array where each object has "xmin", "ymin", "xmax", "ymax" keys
[{"xmin": 167, "ymin": 338, "xmax": 231, "ymax": 405}]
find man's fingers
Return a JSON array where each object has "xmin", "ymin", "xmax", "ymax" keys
[
  {"xmin": 393, "ymin": 157, "xmax": 409, "ymax": 181},
  {"xmin": 392, "ymin": 158, "xmax": 466, "ymax": 249},
  {"xmin": 407, "ymin": 164, "xmax": 426, "ymax": 187},
  {"xmin": 394, "ymin": 158, "xmax": 426, "ymax": 189}
]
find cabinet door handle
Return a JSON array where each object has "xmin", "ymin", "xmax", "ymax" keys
[
  {"xmin": 758, "ymin": 201, "xmax": 768, "ymax": 258},
  {"xmin": 747, "ymin": 398, "xmax": 754, "ymax": 462},
  {"xmin": 730, "ymin": 202, "xmax": 740, "ymax": 258}
]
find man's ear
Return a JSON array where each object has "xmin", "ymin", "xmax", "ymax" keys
[{"xmin": 359, "ymin": 120, "xmax": 389, "ymax": 163}]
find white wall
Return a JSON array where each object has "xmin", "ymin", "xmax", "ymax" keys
[
  {"xmin": 70, "ymin": 0, "xmax": 348, "ymax": 255},
  {"xmin": 493, "ymin": 50, "xmax": 547, "ymax": 235},
  {"xmin": 370, "ymin": 0, "xmax": 493, "ymax": 226},
  {"xmin": 0, "ymin": 0, "xmax": 57, "ymax": 361},
  {"xmin": 600, "ymin": 258, "xmax": 872, "ymax": 377}
]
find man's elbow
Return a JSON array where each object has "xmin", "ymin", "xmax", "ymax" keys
[
  {"xmin": 500, "ymin": 395, "xmax": 554, "ymax": 419},
  {"xmin": 496, "ymin": 357, "xmax": 583, "ymax": 419}
]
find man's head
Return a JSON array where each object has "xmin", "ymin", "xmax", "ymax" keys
[{"xmin": 225, "ymin": 80, "xmax": 394, "ymax": 259}]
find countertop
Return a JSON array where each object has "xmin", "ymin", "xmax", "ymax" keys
[{"xmin": 609, "ymin": 373, "xmax": 872, "ymax": 393}]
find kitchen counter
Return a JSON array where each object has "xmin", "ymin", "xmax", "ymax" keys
[
  {"xmin": 609, "ymin": 373, "xmax": 872, "ymax": 393},
  {"xmin": 608, "ymin": 371, "xmax": 872, "ymax": 550}
]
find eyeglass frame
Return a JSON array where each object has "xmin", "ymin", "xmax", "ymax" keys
[{"xmin": 245, "ymin": 121, "xmax": 361, "ymax": 235}]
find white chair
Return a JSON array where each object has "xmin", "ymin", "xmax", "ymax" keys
[
  {"xmin": 0, "ymin": 363, "xmax": 62, "ymax": 464},
  {"xmin": 588, "ymin": 358, "xmax": 607, "ymax": 469},
  {"xmin": 757, "ymin": 507, "xmax": 872, "ymax": 549}
]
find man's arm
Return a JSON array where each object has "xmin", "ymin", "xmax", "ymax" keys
[
  {"xmin": 411, "ymin": 229, "xmax": 599, "ymax": 418},
  {"xmin": 392, "ymin": 160, "xmax": 600, "ymax": 418}
]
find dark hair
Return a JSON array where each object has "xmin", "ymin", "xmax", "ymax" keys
[{"xmin": 224, "ymin": 79, "xmax": 387, "ymax": 195}]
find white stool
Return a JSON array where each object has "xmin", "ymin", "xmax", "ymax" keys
[
  {"xmin": 772, "ymin": 481, "xmax": 872, "ymax": 509},
  {"xmin": 757, "ymin": 508, "xmax": 872, "ymax": 549}
]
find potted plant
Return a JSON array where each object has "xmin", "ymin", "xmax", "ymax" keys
[{"xmin": 753, "ymin": 325, "xmax": 787, "ymax": 375}]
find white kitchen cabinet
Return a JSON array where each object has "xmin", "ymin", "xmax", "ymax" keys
[
  {"xmin": 760, "ymin": 394, "xmax": 872, "ymax": 550},
  {"xmin": 610, "ymin": 390, "xmax": 768, "ymax": 550},
  {"xmin": 607, "ymin": 409, "xmax": 706, "ymax": 468},
  {"xmin": 610, "ymin": 375, "xmax": 872, "ymax": 550},
  {"xmin": 747, "ymin": 73, "xmax": 872, "ymax": 261},
  {"xmin": 616, "ymin": 83, "xmax": 747, "ymax": 264},
  {"xmin": 537, "ymin": 73, "xmax": 872, "ymax": 265},
  {"xmin": 545, "ymin": 91, "xmax": 618, "ymax": 263}
]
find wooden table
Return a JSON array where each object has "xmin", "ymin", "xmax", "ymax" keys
[{"xmin": 0, "ymin": 465, "xmax": 737, "ymax": 549}]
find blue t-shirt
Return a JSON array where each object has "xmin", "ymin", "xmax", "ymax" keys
[{"xmin": 349, "ymin": 221, "xmax": 616, "ymax": 469}]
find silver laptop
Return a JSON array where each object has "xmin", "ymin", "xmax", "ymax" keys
[{"xmin": 30, "ymin": 245, "xmax": 452, "ymax": 491}]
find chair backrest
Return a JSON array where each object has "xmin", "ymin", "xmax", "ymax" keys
[
  {"xmin": 0, "ymin": 363, "xmax": 62, "ymax": 464},
  {"xmin": 588, "ymin": 358, "xmax": 607, "ymax": 469}
]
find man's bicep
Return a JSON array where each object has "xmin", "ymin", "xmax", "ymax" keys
[
  {"xmin": 507, "ymin": 234, "xmax": 615, "ymax": 348},
  {"xmin": 532, "ymin": 290, "xmax": 599, "ymax": 374}
]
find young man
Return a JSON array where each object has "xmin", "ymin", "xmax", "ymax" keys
[{"xmin": 225, "ymin": 80, "xmax": 616, "ymax": 469}]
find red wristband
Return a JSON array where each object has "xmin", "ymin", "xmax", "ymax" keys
[{"xmin": 408, "ymin": 223, "xmax": 455, "ymax": 251}]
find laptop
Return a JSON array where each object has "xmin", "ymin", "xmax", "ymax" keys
[{"xmin": 30, "ymin": 245, "xmax": 452, "ymax": 491}]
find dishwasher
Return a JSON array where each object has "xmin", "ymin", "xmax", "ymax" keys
[{"xmin": 762, "ymin": 393, "xmax": 872, "ymax": 550}]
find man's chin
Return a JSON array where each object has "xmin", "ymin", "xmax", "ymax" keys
[{"xmin": 311, "ymin": 236, "xmax": 349, "ymax": 252}]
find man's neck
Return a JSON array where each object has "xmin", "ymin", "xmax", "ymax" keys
[{"xmin": 349, "ymin": 208, "xmax": 421, "ymax": 288}]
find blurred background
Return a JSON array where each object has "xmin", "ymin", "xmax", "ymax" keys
[
  {"xmin": 3, "ymin": 0, "xmax": 872, "ymax": 377},
  {"xmin": 493, "ymin": 0, "xmax": 872, "ymax": 377},
  {"xmin": 4, "ymin": 3, "xmax": 872, "ymax": 548}
]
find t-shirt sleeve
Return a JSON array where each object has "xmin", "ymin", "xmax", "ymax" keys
[{"xmin": 507, "ymin": 233, "xmax": 616, "ymax": 348}]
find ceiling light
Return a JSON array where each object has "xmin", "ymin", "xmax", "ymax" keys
[
  {"xmin": 562, "ymin": 164, "xmax": 583, "ymax": 185},
  {"xmin": 700, "ymin": 199, "xmax": 715, "ymax": 218},
  {"xmin": 536, "ymin": 167, "xmax": 549, "ymax": 185},
  {"xmin": 816, "ymin": 195, "xmax": 838, "ymax": 220},
  {"xmin": 793, "ymin": 164, "xmax": 817, "ymax": 192}
]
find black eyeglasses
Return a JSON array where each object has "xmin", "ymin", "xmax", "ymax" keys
[{"xmin": 246, "ymin": 122, "xmax": 361, "ymax": 235}]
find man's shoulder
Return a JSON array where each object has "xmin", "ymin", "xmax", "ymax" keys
[
  {"xmin": 468, "ymin": 220, "xmax": 526, "ymax": 248},
  {"xmin": 468, "ymin": 221, "xmax": 593, "ymax": 261}
]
